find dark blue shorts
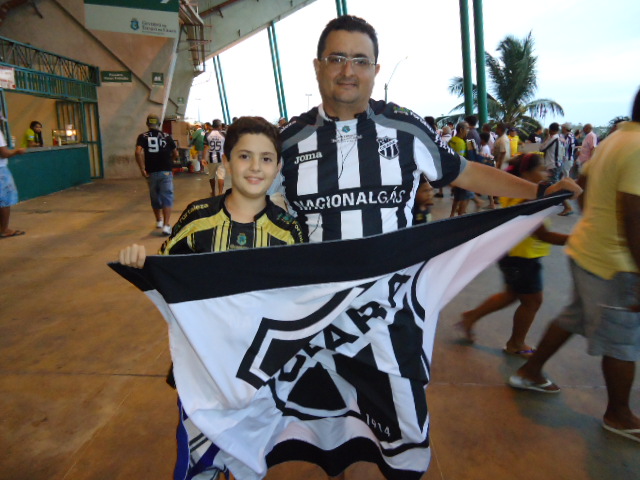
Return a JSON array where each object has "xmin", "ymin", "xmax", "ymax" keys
[{"xmin": 498, "ymin": 256, "xmax": 543, "ymax": 294}]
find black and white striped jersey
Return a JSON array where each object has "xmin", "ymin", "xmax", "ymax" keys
[
  {"xmin": 276, "ymin": 100, "xmax": 467, "ymax": 242},
  {"xmin": 205, "ymin": 130, "xmax": 225, "ymax": 163}
]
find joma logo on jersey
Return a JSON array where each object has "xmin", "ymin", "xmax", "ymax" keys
[
  {"xmin": 377, "ymin": 137, "xmax": 399, "ymax": 159},
  {"xmin": 295, "ymin": 151, "xmax": 323, "ymax": 164}
]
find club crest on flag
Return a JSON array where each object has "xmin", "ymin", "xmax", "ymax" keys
[{"xmin": 377, "ymin": 137, "xmax": 399, "ymax": 159}]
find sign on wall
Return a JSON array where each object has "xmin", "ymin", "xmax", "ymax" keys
[
  {"xmin": 85, "ymin": 0, "xmax": 179, "ymax": 38},
  {"xmin": 101, "ymin": 71, "xmax": 133, "ymax": 83},
  {"xmin": 152, "ymin": 72, "xmax": 164, "ymax": 85},
  {"xmin": 0, "ymin": 66, "xmax": 16, "ymax": 89}
]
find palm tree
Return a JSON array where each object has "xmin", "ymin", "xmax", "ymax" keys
[{"xmin": 446, "ymin": 32, "xmax": 563, "ymax": 133}]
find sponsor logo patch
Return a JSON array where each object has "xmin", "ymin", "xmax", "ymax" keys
[{"xmin": 295, "ymin": 151, "xmax": 323, "ymax": 164}]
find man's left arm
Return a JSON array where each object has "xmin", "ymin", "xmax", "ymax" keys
[
  {"xmin": 135, "ymin": 145, "xmax": 147, "ymax": 177},
  {"xmin": 452, "ymin": 161, "xmax": 582, "ymax": 200}
]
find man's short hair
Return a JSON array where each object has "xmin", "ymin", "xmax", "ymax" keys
[
  {"xmin": 549, "ymin": 122, "xmax": 560, "ymax": 133},
  {"xmin": 456, "ymin": 121, "xmax": 469, "ymax": 135},
  {"xmin": 465, "ymin": 115, "xmax": 478, "ymax": 127},
  {"xmin": 212, "ymin": 119, "xmax": 222, "ymax": 129},
  {"xmin": 496, "ymin": 122, "xmax": 507, "ymax": 133},
  {"xmin": 223, "ymin": 116, "xmax": 281, "ymax": 161},
  {"xmin": 146, "ymin": 114, "xmax": 161, "ymax": 128},
  {"xmin": 317, "ymin": 15, "xmax": 379, "ymax": 62}
]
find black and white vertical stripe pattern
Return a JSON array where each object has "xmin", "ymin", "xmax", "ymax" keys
[{"xmin": 279, "ymin": 101, "xmax": 466, "ymax": 242}]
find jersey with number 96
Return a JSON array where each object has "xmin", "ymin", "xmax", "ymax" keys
[{"xmin": 136, "ymin": 129, "xmax": 177, "ymax": 173}]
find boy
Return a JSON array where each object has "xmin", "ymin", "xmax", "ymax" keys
[{"xmin": 119, "ymin": 116, "xmax": 306, "ymax": 479}]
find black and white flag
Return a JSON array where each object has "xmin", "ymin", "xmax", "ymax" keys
[{"xmin": 110, "ymin": 194, "xmax": 568, "ymax": 480}]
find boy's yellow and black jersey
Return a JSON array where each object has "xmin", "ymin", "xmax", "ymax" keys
[{"xmin": 160, "ymin": 191, "xmax": 306, "ymax": 255}]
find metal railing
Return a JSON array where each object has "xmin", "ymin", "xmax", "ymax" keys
[{"xmin": 0, "ymin": 36, "xmax": 99, "ymax": 84}]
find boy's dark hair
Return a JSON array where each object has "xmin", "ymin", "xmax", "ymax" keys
[
  {"xmin": 30, "ymin": 121, "xmax": 42, "ymax": 129},
  {"xmin": 465, "ymin": 115, "xmax": 478, "ymax": 127},
  {"xmin": 317, "ymin": 15, "xmax": 379, "ymax": 62},
  {"xmin": 632, "ymin": 88, "xmax": 640, "ymax": 122},
  {"xmin": 480, "ymin": 131, "xmax": 490, "ymax": 143},
  {"xmin": 223, "ymin": 116, "xmax": 281, "ymax": 160},
  {"xmin": 549, "ymin": 122, "xmax": 560, "ymax": 133}
]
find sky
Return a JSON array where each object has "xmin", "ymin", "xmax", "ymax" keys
[{"xmin": 185, "ymin": 0, "xmax": 640, "ymax": 128}]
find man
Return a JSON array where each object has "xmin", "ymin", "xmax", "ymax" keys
[
  {"xmin": 190, "ymin": 123, "xmax": 206, "ymax": 173},
  {"xmin": 270, "ymin": 14, "xmax": 581, "ymax": 477},
  {"xmin": 527, "ymin": 125, "xmax": 544, "ymax": 144},
  {"xmin": 509, "ymin": 88, "xmax": 640, "ymax": 443},
  {"xmin": 0, "ymin": 128, "xmax": 26, "ymax": 238},
  {"xmin": 135, "ymin": 114, "xmax": 179, "ymax": 235},
  {"xmin": 465, "ymin": 114, "xmax": 481, "ymax": 148},
  {"xmin": 540, "ymin": 123, "xmax": 562, "ymax": 181},
  {"xmin": 577, "ymin": 123, "xmax": 598, "ymax": 168},
  {"xmin": 493, "ymin": 122, "xmax": 511, "ymax": 170},
  {"xmin": 203, "ymin": 119, "xmax": 226, "ymax": 196},
  {"xmin": 541, "ymin": 122, "xmax": 572, "ymax": 216},
  {"xmin": 448, "ymin": 121, "xmax": 477, "ymax": 216},
  {"xmin": 561, "ymin": 123, "xmax": 576, "ymax": 179}
]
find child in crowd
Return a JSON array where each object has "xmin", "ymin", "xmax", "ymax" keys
[
  {"xmin": 457, "ymin": 153, "xmax": 568, "ymax": 356},
  {"xmin": 119, "ymin": 116, "xmax": 306, "ymax": 480}
]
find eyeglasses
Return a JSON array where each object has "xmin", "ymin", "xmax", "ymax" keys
[{"xmin": 320, "ymin": 55, "xmax": 377, "ymax": 69}]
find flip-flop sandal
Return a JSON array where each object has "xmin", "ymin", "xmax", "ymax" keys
[
  {"xmin": 503, "ymin": 347, "xmax": 537, "ymax": 358},
  {"xmin": 602, "ymin": 422, "xmax": 640, "ymax": 443},
  {"xmin": 558, "ymin": 211, "xmax": 575, "ymax": 216},
  {"xmin": 508, "ymin": 374, "xmax": 560, "ymax": 393},
  {"xmin": 0, "ymin": 230, "xmax": 25, "ymax": 238}
]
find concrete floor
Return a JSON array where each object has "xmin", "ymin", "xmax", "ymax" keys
[{"xmin": 1, "ymin": 174, "xmax": 638, "ymax": 480}]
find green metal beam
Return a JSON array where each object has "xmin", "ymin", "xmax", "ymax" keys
[
  {"xmin": 458, "ymin": 0, "xmax": 474, "ymax": 116},
  {"xmin": 268, "ymin": 22, "xmax": 287, "ymax": 120},
  {"xmin": 473, "ymin": 0, "xmax": 488, "ymax": 126},
  {"xmin": 213, "ymin": 55, "xmax": 231, "ymax": 125},
  {"xmin": 335, "ymin": 0, "xmax": 348, "ymax": 16}
]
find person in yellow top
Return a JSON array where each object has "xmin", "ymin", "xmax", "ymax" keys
[
  {"xmin": 511, "ymin": 88, "xmax": 640, "ymax": 444},
  {"xmin": 21, "ymin": 121, "xmax": 43, "ymax": 148},
  {"xmin": 509, "ymin": 127, "xmax": 520, "ymax": 156},
  {"xmin": 459, "ymin": 153, "xmax": 568, "ymax": 356}
]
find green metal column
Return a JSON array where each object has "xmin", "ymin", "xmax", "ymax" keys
[
  {"xmin": 268, "ymin": 22, "xmax": 288, "ymax": 120},
  {"xmin": 336, "ymin": 0, "xmax": 348, "ymax": 16},
  {"xmin": 473, "ymin": 0, "xmax": 488, "ymax": 126},
  {"xmin": 459, "ymin": 0, "xmax": 474, "ymax": 116},
  {"xmin": 213, "ymin": 55, "xmax": 231, "ymax": 125}
]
